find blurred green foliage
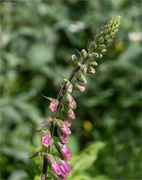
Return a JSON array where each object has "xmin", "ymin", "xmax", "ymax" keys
[{"xmin": 0, "ymin": 0, "xmax": 141, "ymax": 180}]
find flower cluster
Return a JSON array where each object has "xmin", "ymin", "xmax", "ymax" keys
[{"xmin": 30, "ymin": 15, "xmax": 121, "ymax": 180}]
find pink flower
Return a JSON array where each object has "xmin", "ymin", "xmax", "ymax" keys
[
  {"xmin": 61, "ymin": 144, "xmax": 72, "ymax": 161},
  {"xmin": 41, "ymin": 132, "xmax": 50, "ymax": 148},
  {"xmin": 59, "ymin": 133, "xmax": 68, "ymax": 144},
  {"xmin": 49, "ymin": 100, "xmax": 58, "ymax": 112},
  {"xmin": 60, "ymin": 160, "xmax": 71, "ymax": 175},
  {"xmin": 57, "ymin": 120, "xmax": 71, "ymax": 135},
  {"xmin": 51, "ymin": 160, "xmax": 61, "ymax": 175}
]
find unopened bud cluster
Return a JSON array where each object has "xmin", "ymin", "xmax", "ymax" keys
[{"xmin": 30, "ymin": 15, "xmax": 121, "ymax": 180}]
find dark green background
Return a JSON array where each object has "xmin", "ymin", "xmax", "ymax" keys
[{"xmin": 0, "ymin": 0, "xmax": 141, "ymax": 180}]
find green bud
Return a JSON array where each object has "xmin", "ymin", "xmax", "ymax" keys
[
  {"xmin": 104, "ymin": 29, "xmax": 109, "ymax": 34},
  {"xmin": 99, "ymin": 54, "xmax": 103, "ymax": 58},
  {"xmin": 88, "ymin": 41, "xmax": 97, "ymax": 51},
  {"xmin": 89, "ymin": 53, "xmax": 99, "ymax": 58},
  {"xmin": 105, "ymin": 35, "xmax": 110, "ymax": 40},
  {"xmin": 107, "ymin": 39, "xmax": 113, "ymax": 44},
  {"xmin": 66, "ymin": 81, "xmax": 73, "ymax": 94},
  {"xmin": 65, "ymin": 93, "xmax": 77, "ymax": 109},
  {"xmin": 99, "ymin": 37, "xmax": 104, "ymax": 44},
  {"xmin": 100, "ymin": 31, "xmax": 104, "ymax": 35},
  {"xmin": 87, "ymin": 66, "xmax": 95, "ymax": 74},
  {"xmin": 101, "ymin": 49, "xmax": 107, "ymax": 54},
  {"xmin": 81, "ymin": 49, "xmax": 88, "ymax": 58},
  {"xmin": 81, "ymin": 64, "xmax": 87, "ymax": 74},
  {"xmin": 87, "ymin": 59, "xmax": 98, "ymax": 67},
  {"xmin": 98, "ymin": 44, "xmax": 106, "ymax": 50},
  {"xmin": 73, "ymin": 82, "xmax": 85, "ymax": 92},
  {"xmin": 75, "ymin": 72, "xmax": 87, "ymax": 84},
  {"xmin": 71, "ymin": 54, "xmax": 78, "ymax": 67}
]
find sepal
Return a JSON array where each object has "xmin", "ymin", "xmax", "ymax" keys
[
  {"xmin": 40, "ymin": 117, "xmax": 53, "ymax": 124},
  {"xmin": 29, "ymin": 151, "xmax": 45, "ymax": 159}
]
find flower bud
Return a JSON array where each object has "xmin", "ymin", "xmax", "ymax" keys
[
  {"xmin": 98, "ymin": 44, "xmax": 106, "ymax": 50},
  {"xmin": 99, "ymin": 37, "xmax": 104, "ymax": 44},
  {"xmin": 60, "ymin": 160, "xmax": 71, "ymax": 175},
  {"xmin": 64, "ymin": 116, "xmax": 71, "ymax": 127},
  {"xmin": 89, "ymin": 53, "xmax": 99, "ymax": 59},
  {"xmin": 59, "ymin": 133, "xmax": 69, "ymax": 144},
  {"xmin": 87, "ymin": 66, "xmax": 95, "ymax": 74},
  {"xmin": 71, "ymin": 54, "xmax": 78, "ymax": 67},
  {"xmin": 99, "ymin": 54, "xmax": 103, "ymax": 58},
  {"xmin": 80, "ymin": 64, "xmax": 87, "ymax": 74},
  {"xmin": 56, "ymin": 119, "xmax": 71, "ymax": 135},
  {"xmin": 56, "ymin": 142, "xmax": 72, "ymax": 161},
  {"xmin": 104, "ymin": 29, "xmax": 109, "ymax": 34},
  {"xmin": 73, "ymin": 82, "xmax": 85, "ymax": 92},
  {"xmin": 65, "ymin": 81, "xmax": 73, "ymax": 94},
  {"xmin": 105, "ymin": 35, "xmax": 110, "ymax": 40},
  {"xmin": 101, "ymin": 49, "xmax": 107, "ymax": 54},
  {"xmin": 49, "ymin": 99, "xmax": 59, "ymax": 112},
  {"xmin": 88, "ymin": 41, "xmax": 97, "ymax": 51},
  {"xmin": 64, "ymin": 105, "xmax": 75, "ymax": 119},
  {"xmin": 87, "ymin": 59, "xmax": 98, "ymax": 67},
  {"xmin": 41, "ymin": 131, "xmax": 51, "ymax": 148},
  {"xmin": 65, "ymin": 93, "xmax": 77, "ymax": 109},
  {"xmin": 75, "ymin": 72, "xmax": 87, "ymax": 84},
  {"xmin": 48, "ymin": 154, "xmax": 61, "ymax": 175},
  {"xmin": 81, "ymin": 49, "xmax": 88, "ymax": 58}
]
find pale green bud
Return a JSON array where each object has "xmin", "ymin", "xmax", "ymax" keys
[
  {"xmin": 81, "ymin": 49, "xmax": 88, "ymax": 58},
  {"xmin": 99, "ymin": 37, "xmax": 104, "ymax": 44},
  {"xmin": 75, "ymin": 72, "xmax": 87, "ymax": 84},
  {"xmin": 80, "ymin": 64, "xmax": 87, "ymax": 74},
  {"xmin": 87, "ymin": 67, "xmax": 95, "ymax": 74},
  {"xmin": 89, "ymin": 53, "xmax": 99, "ymax": 58}
]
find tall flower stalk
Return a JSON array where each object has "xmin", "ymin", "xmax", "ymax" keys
[{"xmin": 30, "ymin": 16, "xmax": 121, "ymax": 180}]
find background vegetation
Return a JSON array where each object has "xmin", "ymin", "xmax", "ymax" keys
[{"xmin": 0, "ymin": 0, "xmax": 141, "ymax": 180}]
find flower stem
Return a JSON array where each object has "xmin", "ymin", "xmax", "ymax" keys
[{"xmin": 41, "ymin": 53, "xmax": 90, "ymax": 180}]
